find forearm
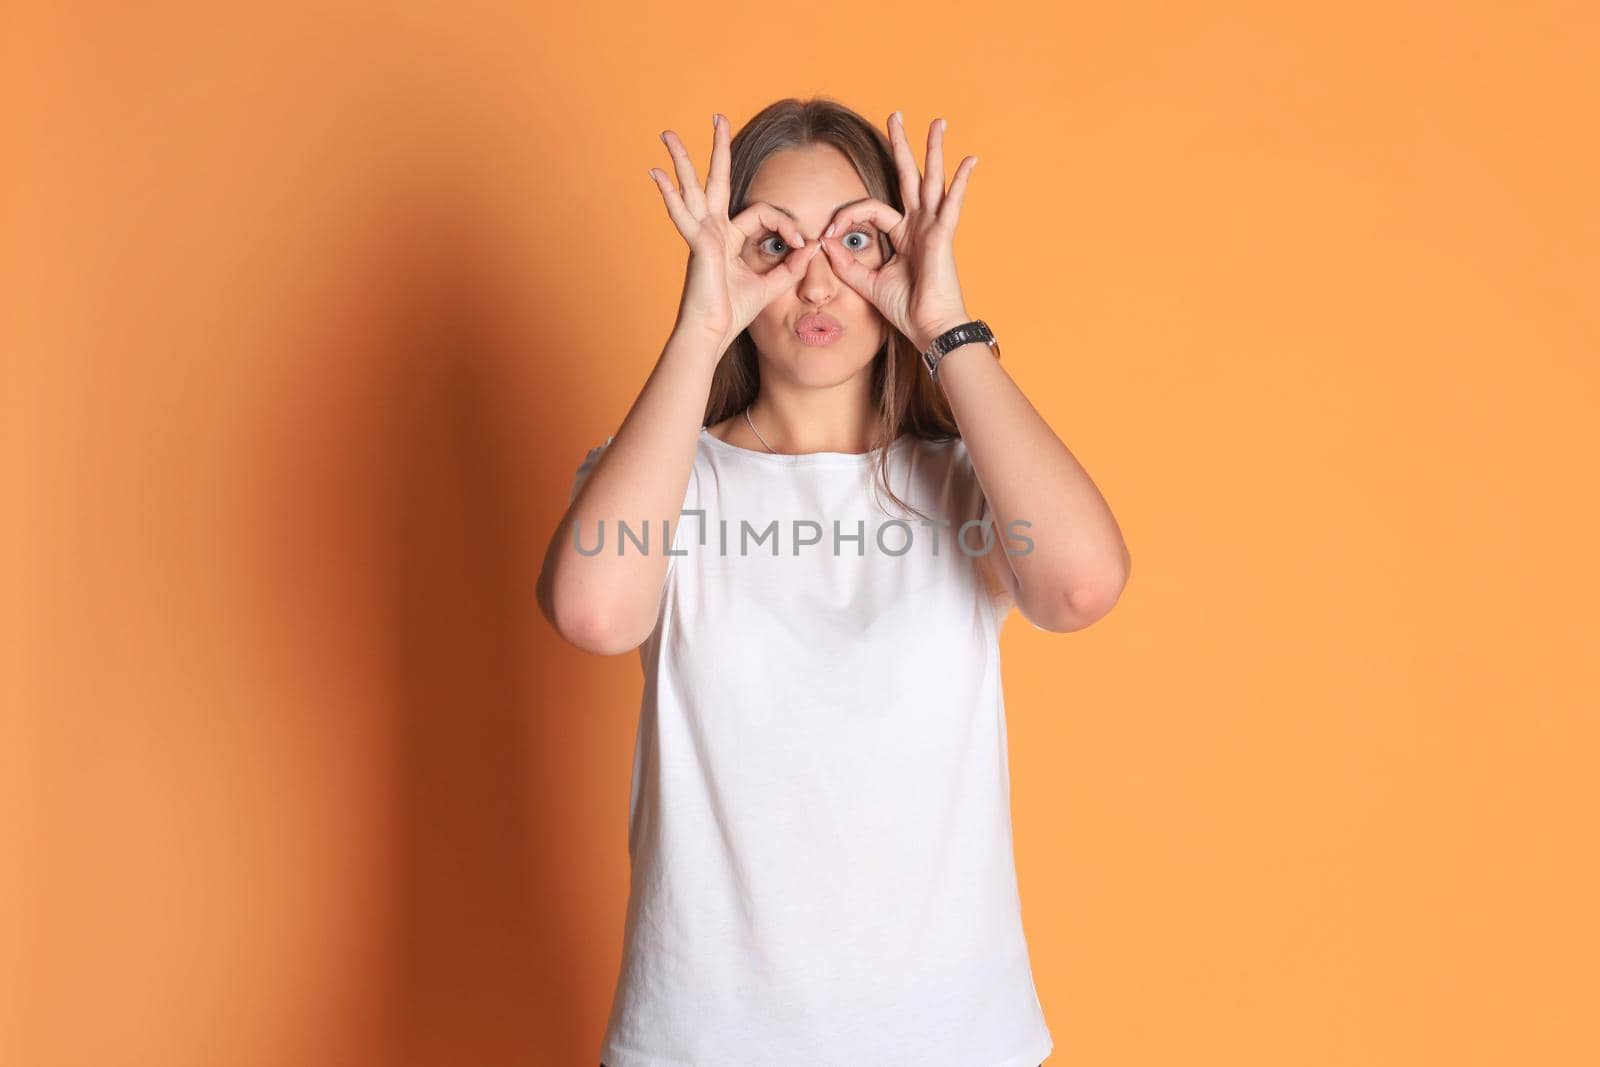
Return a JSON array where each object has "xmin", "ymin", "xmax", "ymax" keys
[
  {"xmin": 538, "ymin": 328, "xmax": 721, "ymax": 653},
  {"xmin": 932, "ymin": 332, "xmax": 1131, "ymax": 626}
]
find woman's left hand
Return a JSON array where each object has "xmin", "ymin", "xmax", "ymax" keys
[{"xmin": 819, "ymin": 112, "xmax": 979, "ymax": 353}]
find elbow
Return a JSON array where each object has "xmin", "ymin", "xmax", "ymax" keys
[
  {"xmin": 1071, "ymin": 554, "xmax": 1131, "ymax": 628},
  {"xmin": 1064, "ymin": 580, "xmax": 1126, "ymax": 630},
  {"xmin": 1034, "ymin": 561, "xmax": 1131, "ymax": 633},
  {"xmin": 538, "ymin": 568, "xmax": 650, "ymax": 656},
  {"xmin": 547, "ymin": 596, "xmax": 643, "ymax": 656},
  {"xmin": 559, "ymin": 612, "xmax": 645, "ymax": 657}
]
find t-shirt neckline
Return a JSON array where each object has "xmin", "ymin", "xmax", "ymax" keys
[{"xmin": 699, "ymin": 426, "xmax": 913, "ymax": 465}]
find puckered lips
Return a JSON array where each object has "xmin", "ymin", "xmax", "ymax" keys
[{"xmin": 794, "ymin": 312, "xmax": 843, "ymax": 346}]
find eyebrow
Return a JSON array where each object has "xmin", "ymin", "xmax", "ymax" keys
[{"xmin": 769, "ymin": 197, "xmax": 871, "ymax": 221}]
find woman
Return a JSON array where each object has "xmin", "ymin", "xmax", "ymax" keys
[{"xmin": 539, "ymin": 96, "xmax": 1131, "ymax": 1067}]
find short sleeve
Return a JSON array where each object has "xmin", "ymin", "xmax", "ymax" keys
[{"xmin": 568, "ymin": 435, "xmax": 616, "ymax": 505}]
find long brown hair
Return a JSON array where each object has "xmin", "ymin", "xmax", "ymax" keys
[{"xmin": 705, "ymin": 96, "xmax": 961, "ymax": 521}]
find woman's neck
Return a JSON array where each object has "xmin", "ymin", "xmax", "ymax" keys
[{"xmin": 738, "ymin": 396, "xmax": 883, "ymax": 455}]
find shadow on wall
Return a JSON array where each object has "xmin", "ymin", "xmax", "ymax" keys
[{"xmin": 264, "ymin": 170, "xmax": 602, "ymax": 1063}]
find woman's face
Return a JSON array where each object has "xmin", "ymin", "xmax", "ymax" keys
[{"xmin": 740, "ymin": 144, "xmax": 890, "ymax": 386}]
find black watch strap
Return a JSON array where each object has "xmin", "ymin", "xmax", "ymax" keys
[{"xmin": 921, "ymin": 320, "xmax": 998, "ymax": 381}]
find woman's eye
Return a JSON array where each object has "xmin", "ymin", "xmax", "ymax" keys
[{"xmin": 758, "ymin": 229, "xmax": 873, "ymax": 257}]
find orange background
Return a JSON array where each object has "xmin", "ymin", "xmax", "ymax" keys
[{"xmin": 5, "ymin": 2, "xmax": 1598, "ymax": 1064}]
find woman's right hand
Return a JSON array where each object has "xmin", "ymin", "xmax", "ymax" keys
[{"xmin": 649, "ymin": 114, "xmax": 821, "ymax": 353}]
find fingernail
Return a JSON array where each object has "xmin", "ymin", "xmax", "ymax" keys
[
  {"xmin": 824, "ymin": 223, "xmax": 836, "ymax": 238},
  {"xmin": 660, "ymin": 131, "xmax": 668, "ymax": 143},
  {"xmin": 892, "ymin": 110, "xmax": 902, "ymax": 126}
]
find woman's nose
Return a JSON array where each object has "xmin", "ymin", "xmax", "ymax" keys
[{"xmin": 799, "ymin": 240, "xmax": 836, "ymax": 286}]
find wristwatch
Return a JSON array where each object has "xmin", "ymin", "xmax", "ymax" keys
[{"xmin": 921, "ymin": 320, "xmax": 999, "ymax": 382}]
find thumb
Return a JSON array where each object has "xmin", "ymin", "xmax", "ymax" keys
[
  {"xmin": 819, "ymin": 236, "xmax": 875, "ymax": 298},
  {"xmin": 761, "ymin": 240, "xmax": 822, "ymax": 302}
]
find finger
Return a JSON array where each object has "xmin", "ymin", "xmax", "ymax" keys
[
  {"xmin": 762, "ymin": 240, "xmax": 823, "ymax": 300},
  {"xmin": 922, "ymin": 117, "xmax": 947, "ymax": 216},
  {"xmin": 937, "ymin": 155, "xmax": 978, "ymax": 230},
  {"xmin": 823, "ymin": 198, "xmax": 906, "ymax": 257},
  {"xmin": 887, "ymin": 111, "xmax": 921, "ymax": 213},
  {"xmin": 648, "ymin": 167, "xmax": 698, "ymax": 237},
  {"xmin": 660, "ymin": 129, "xmax": 708, "ymax": 217},
  {"xmin": 730, "ymin": 201, "xmax": 807, "ymax": 252},
  {"xmin": 706, "ymin": 113, "xmax": 730, "ymax": 216},
  {"xmin": 818, "ymin": 234, "xmax": 877, "ymax": 298}
]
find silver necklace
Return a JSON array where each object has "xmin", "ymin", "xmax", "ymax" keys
[{"xmin": 744, "ymin": 406, "xmax": 779, "ymax": 454}]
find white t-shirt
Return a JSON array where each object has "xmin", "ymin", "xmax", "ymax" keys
[{"xmin": 569, "ymin": 426, "xmax": 1053, "ymax": 1067}]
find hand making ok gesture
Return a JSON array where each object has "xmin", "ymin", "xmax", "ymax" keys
[
  {"xmin": 818, "ymin": 112, "xmax": 980, "ymax": 353},
  {"xmin": 649, "ymin": 114, "xmax": 824, "ymax": 354}
]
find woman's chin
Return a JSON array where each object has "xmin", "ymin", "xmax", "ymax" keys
[{"xmin": 778, "ymin": 351, "xmax": 879, "ymax": 384}]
